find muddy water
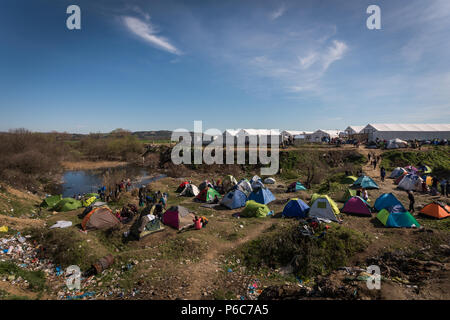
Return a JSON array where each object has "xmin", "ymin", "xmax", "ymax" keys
[{"xmin": 60, "ymin": 166, "xmax": 167, "ymax": 197}]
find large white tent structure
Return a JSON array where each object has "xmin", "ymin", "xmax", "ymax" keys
[
  {"xmin": 310, "ymin": 129, "xmax": 341, "ymax": 142},
  {"xmin": 361, "ymin": 124, "xmax": 450, "ymax": 142},
  {"xmin": 345, "ymin": 126, "xmax": 365, "ymax": 135},
  {"xmin": 281, "ymin": 130, "xmax": 313, "ymax": 142},
  {"xmin": 236, "ymin": 129, "xmax": 282, "ymax": 145}
]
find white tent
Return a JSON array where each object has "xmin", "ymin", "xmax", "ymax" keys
[
  {"xmin": 389, "ymin": 167, "xmax": 407, "ymax": 179},
  {"xmin": 180, "ymin": 184, "xmax": 200, "ymax": 197},
  {"xmin": 236, "ymin": 129, "xmax": 281, "ymax": 145},
  {"xmin": 386, "ymin": 138, "xmax": 408, "ymax": 149},
  {"xmin": 398, "ymin": 174, "xmax": 423, "ymax": 191},
  {"xmin": 310, "ymin": 129, "xmax": 341, "ymax": 142},
  {"xmin": 308, "ymin": 198, "xmax": 339, "ymax": 222},
  {"xmin": 362, "ymin": 124, "xmax": 450, "ymax": 142},
  {"xmin": 345, "ymin": 126, "xmax": 365, "ymax": 135}
]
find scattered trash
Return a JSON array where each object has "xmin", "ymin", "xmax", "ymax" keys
[
  {"xmin": 50, "ymin": 221, "xmax": 73, "ymax": 229},
  {"xmin": 0, "ymin": 226, "xmax": 8, "ymax": 232}
]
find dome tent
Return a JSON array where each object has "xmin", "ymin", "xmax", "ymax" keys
[
  {"xmin": 222, "ymin": 175, "xmax": 238, "ymax": 193},
  {"xmin": 377, "ymin": 208, "xmax": 420, "ymax": 228},
  {"xmin": 195, "ymin": 187, "xmax": 221, "ymax": 203},
  {"xmin": 398, "ymin": 174, "xmax": 423, "ymax": 191},
  {"xmin": 389, "ymin": 167, "xmax": 407, "ymax": 179},
  {"xmin": 287, "ymin": 182, "xmax": 307, "ymax": 192},
  {"xmin": 341, "ymin": 196, "xmax": 372, "ymax": 216},
  {"xmin": 374, "ymin": 193, "xmax": 406, "ymax": 212},
  {"xmin": 282, "ymin": 198, "xmax": 310, "ymax": 218},
  {"xmin": 248, "ymin": 187, "xmax": 276, "ymax": 205},
  {"xmin": 308, "ymin": 194, "xmax": 340, "ymax": 222},
  {"xmin": 236, "ymin": 179, "xmax": 252, "ymax": 194},
  {"xmin": 81, "ymin": 206, "xmax": 120, "ymax": 231},
  {"xmin": 162, "ymin": 206, "xmax": 195, "ymax": 230},
  {"xmin": 264, "ymin": 177, "xmax": 276, "ymax": 184},
  {"xmin": 179, "ymin": 184, "xmax": 200, "ymax": 197},
  {"xmin": 240, "ymin": 200, "xmax": 271, "ymax": 218},
  {"xmin": 221, "ymin": 189, "xmax": 247, "ymax": 209},
  {"xmin": 351, "ymin": 175, "xmax": 379, "ymax": 190},
  {"xmin": 419, "ymin": 202, "xmax": 450, "ymax": 219},
  {"xmin": 53, "ymin": 198, "xmax": 83, "ymax": 212}
]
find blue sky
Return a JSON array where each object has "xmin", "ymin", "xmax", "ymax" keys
[{"xmin": 1, "ymin": 0, "xmax": 450, "ymax": 133}]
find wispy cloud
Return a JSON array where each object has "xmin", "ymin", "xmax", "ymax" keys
[
  {"xmin": 122, "ymin": 16, "xmax": 181, "ymax": 55},
  {"xmin": 269, "ymin": 4, "xmax": 286, "ymax": 20},
  {"xmin": 321, "ymin": 40, "xmax": 348, "ymax": 71}
]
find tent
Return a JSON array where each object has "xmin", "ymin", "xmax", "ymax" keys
[
  {"xmin": 398, "ymin": 174, "xmax": 423, "ymax": 191},
  {"xmin": 82, "ymin": 196, "xmax": 97, "ymax": 207},
  {"xmin": 287, "ymin": 182, "xmax": 307, "ymax": 192},
  {"xmin": 81, "ymin": 206, "xmax": 120, "ymax": 231},
  {"xmin": 341, "ymin": 196, "xmax": 372, "ymax": 216},
  {"xmin": 236, "ymin": 179, "xmax": 252, "ymax": 194},
  {"xmin": 130, "ymin": 212, "xmax": 164, "ymax": 239},
  {"xmin": 162, "ymin": 206, "xmax": 194, "ymax": 230},
  {"xmin": 251, "ymin": 180, "xmax": 265, "ymax": 190},
  {"xmin": 251, "ymin": 175, "xmax": 262, "ymax": 184},
  {"xmin": 394, "ymin": 172, "xmax": 408, "ymax": 185},
  {"xmin": 176, "ymin": 181, "xmax": 190, "ymax": 192},
  {"xmin": 282, "ymin": 198, "xmax": 310, "ymax": 218},
  {"xmin": 179, "ymin": 184, "xmax": 200, "ymax": 197},
  {"xmin": 374, "ymin": 193, "xmax": 406, "ymax": 212},
  {"xmin": 418, "ymin": 165, "xmax": 432, "ymax": 174},
  {"xmin": 351, "ymin": 176, "xmax": 379, "ymax": 190},
  {"xmin": 264, "ymin": 177, "xmax": 276, "ymax": 184},
  {"xmin": 419, "ymin": 202, "xmax": 450, "ymax": 219},
  {"xmin": 198, "ymin": 180, "xmax": 214, "ymax": 191},
  {"xmin": 377, "ymin": 209, "xmax": 420, "ymax": 228},
  {"xmin": 195, "ymin": 187, "xmax": 222, "ymax": 203},
  {"xmin": 389, "ymin": 167, "xmax": 407, "ymax": 179},
  {"xmin": 386, "ymin": 138, "xmax": 408, "ymax": 149},
  {"xmin": 221, "ymin": 189, "xmax": 247, "ymax": 209},
  {"xmin": 53, "ymin": 198, "xmax": 83, "ymax": 212},
  {"xmin": 222, "ymin": 175, "xmax": 238, "ymax": 193},
  {"xmin": 340, "ymin": 188, "xmax": 357, "ymax": 202},
  {"xmin": 40, "ymin": 195, "xmax": 62, "ymax": 208},
  {"xmin": 248, "ymin": 187, "xmax": 276, "ymax": 205},
  {"xmin": 341, "ymin": 176, "xmax": 357, "ymax": 185},
  {"xmin": 404, "ymin": 165, "xmax": 418, "ymax": 173},
  {"xmin": 240, "ymin": 200, "xmax": 270, "ymax": 218},
  {"xmin": 309, "ymin": 195, "xmax": 340, "ymax": 222}
]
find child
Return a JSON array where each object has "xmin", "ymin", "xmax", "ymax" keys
[{"xmin": 193, "ymin": 216, "xmax": 202, "ymax": 230}]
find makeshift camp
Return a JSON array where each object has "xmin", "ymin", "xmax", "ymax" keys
[
  {"xmin": 176, "ymin": 181, "xmax": 190, "ymax": 192},
  {"xmin": 341, "ymin": 176, "xmax": 357, "ymax": 185},
  {"xmin": 162, "ymin": 206, "xmax": 194, "ymax": 230},
  {"xmin": 398, "ymin": 174, "xmax": 423, "ymax": 191},
  {"xmin": 404, "ymin": 165, "xmax": 418, "ymax": 173},
  {"xmin": 419, "ymin": 202, "xmax": 450, "ymax": 219},
  {"xmin": 236, "ymin": 179, "xmax": 252, "ymax": 194},
  {"xmin": 389, "ymin": 167, "xmax": 407, "ymax": 179},
  {"xmin": 264, "ymin": 177, "xmax": 276, "ymax": 184},
  {"xmin": 130, "ymin": 213, "xmax": 164, "ymax": 239},
  {"xmin": 221, "ymin": 189, "xmax": 247, "ymax": 209},
  {"xmin": 309, "ymin": 194, "xmax": 340, "ymax": 222},
  {"xmin": 179, "ymin": 184, "xmax": 200, "ymax": 197},
  {"xmin": 287, "ymin": 182, "xmax": 307, "ymax": 192},
  {"xmin": 377, "ymin": 208, "xmax": 420, "ymax": 228},
  {"xmin": 251, "ymin": 180, "xmax": 265, "ymax": 190},
  {"xmin": 386, "ymin": 138, "xmax": 408, "ymax": 149},
  {"xmin": 351, "ymin": 175, "xmax": 379, "ymax": 190},
  {"xmin": 196, "ymin": 187, "xmax": 222, "ymax": 203},
  {"xmin": 81, "ymin": 206, "xmax": 120, "ymax": 231},
  {"xmin": 53, "ymin": 198, "xmax": 83, "ymax": 212},
  {"xmin": 341, "ymin": 196, "xmax": 372, "ymax": 216},
  {"xmin": 374, "ymin": 193, "xmax": 406, "ymax": 212},
  {"xmin": 40, "ymin": 195, "xmax": 62, "ymax": 208},
  {"xmin": 251, "ymin": 175, "xmax": 262, "ymax": 184},
  {"xmin": 240, "ymin": 200, "xmax": 270, "ymax": 218},
  {"xmin": 394, "ymin": 172, "xmax": 408, "ymax": 184},
  {"xmin": 248, "ymin": 187, "xmax": 276, "ymax": 205},
  {"xmin": 340, "ymin": 188, "xmax": 357, "ymax": 202},
  {"xmin": 282, "ymin": 199, "xmax": 310, "ymax": 218},
  {"xmin": 222, "ymin": 175, "xmax": 238, "ymax": 193}
]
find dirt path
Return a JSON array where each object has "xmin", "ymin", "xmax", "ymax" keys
[{"xmin": 179, "ymin": 219, "xmax": 276, "ymax": 299}]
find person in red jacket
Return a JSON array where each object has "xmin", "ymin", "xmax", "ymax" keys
[{"xmin": 193, "ymin": 216, "xmax": 202, "ymax": 230}]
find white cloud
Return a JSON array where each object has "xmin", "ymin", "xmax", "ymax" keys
[
  {"xmin": 122, "ymin": 16, "xmax": 181, "ymax": 55},
  {"xmin": 322, "ymin": 40, "xmax": 348, "ymax": 71},
  {"xmin": 298, "ymin": 52, "xmax": 318, "ymax": 69},
  {"xmin": 269, "ymin": 4, "xmax": 286, "ymax": 20}
]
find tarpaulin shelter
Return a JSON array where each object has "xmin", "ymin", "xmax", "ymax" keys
[{"xmin": 282, "ymin": 198, "xmax": 310, "ymax": 218}]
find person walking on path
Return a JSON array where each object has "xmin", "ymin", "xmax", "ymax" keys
[
  {"xmin": 380, "ymin": 166, "xmax": 386, "ymax": 182},
  {"xmin": 407, "ymin": 191, "xmax": 415, "ymax": 213}
]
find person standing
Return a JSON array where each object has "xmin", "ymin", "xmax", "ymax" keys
[
  {"xmin": 440, "ymin": 179, "xmax": 446, "ymax": 196},
  {"xmin": 407, "ymin": 191, "xmax": 415, "ymax": 213},
  {"xmin": 446, "ymin": 179, "xmax": 450, "ymax": 197},
  {"xmin": 380, "ymin": 166, "xmax": 386, "ymax": 182},
  {"xmin": 373, "ymin": 157, "xmax": 377, "ymax": 169}
]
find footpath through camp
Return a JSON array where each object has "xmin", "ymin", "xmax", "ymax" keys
[{"xmin": 0, "ymin": 144, "xmax": 449, "ymax": 300}]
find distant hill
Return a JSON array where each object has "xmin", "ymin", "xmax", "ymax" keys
[{"xmin": 132, "ymin": 130, "xmax": 173, "ymax": 140}]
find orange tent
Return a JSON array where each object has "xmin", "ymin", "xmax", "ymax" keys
[{"xmin": 420, "ymin": 203, "xmax": 450, "ymax": 219}]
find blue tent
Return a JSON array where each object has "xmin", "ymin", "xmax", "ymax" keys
[
  {"xmin": 287, "ymin": 182, "xmax": 307, "ymax": 192},
  {"xmin": 248, "ymin": 187, "xmax": 276, "ymax": 205},
  {"xmin": 374, "ymin": 193, "xmax": 406, "ymax": 212},
  {"xmin": 221, "ymin": 189, "xmax": 247, "ymax": 209},
  {"xmin": 351, "ymin": 175, "xmax": 379, "ymax": 190},
  {"xmin": 282, "ymin": 198, "xmax": 310, "ymax": 218}
]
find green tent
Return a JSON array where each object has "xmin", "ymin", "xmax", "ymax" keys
[
  {"xmin": 351, "ymin": 175, "xmax": 379, "ymax": 190},
  {"xmin": 53, "ymin": 198, "xmax": 83, "ymax": 212},
  {"xmin": 40, "ymin": 195, "xmax": 62, "ymax": 208},
  {"xmin": 240, "ymin": 200, "xmax": 270, "ymax": 218},
  {"xmin": 377, "ymin": 209, "xmax": 420, "ymax": 228},
  {"xmin": 341, "ymin": 176, "xmax": 357, "ymax": 185},
  {"xmin": 340, "ymin": 189, "xmax": 357, "ymax": 202}
]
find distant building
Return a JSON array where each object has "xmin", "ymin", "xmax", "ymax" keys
[
  {"xmin": 362, "ymin": 124, "xmax": 450, "ymax": 142},
  {"xmin": 310, "ymin": 129, "xmax": 341, "ymax": 142},
  {"xmin": 345, "ymin": 126, "xmax": 365, "ymax": 136}
]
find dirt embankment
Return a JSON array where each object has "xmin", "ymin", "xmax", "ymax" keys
[{"xmin": 61, "ymin": 161, "xmax": 128, "ymax": 171}]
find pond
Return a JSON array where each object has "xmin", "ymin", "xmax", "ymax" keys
[{"xmin": 60, "ymin": 166, "xmax": 167, "ymax": 197}]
